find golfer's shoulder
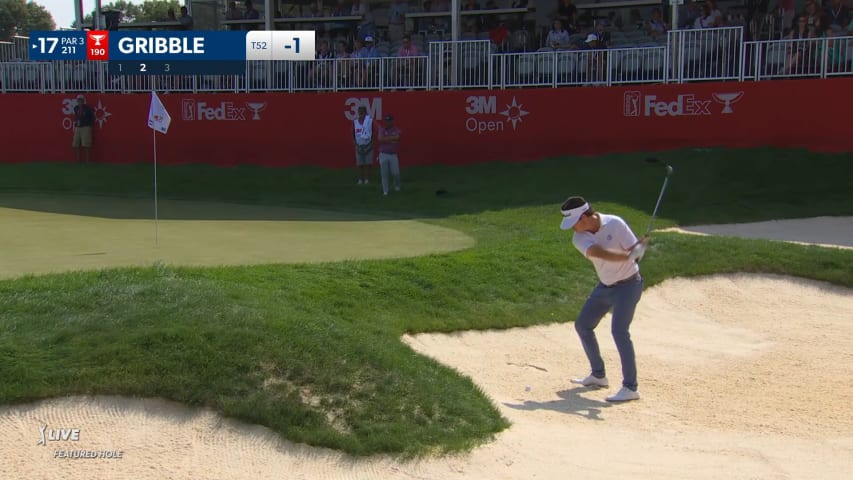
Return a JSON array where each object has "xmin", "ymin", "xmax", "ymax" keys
[
  {"xmin": 600, "ymin": 213, "xmax": 631, "ymax": 231},
  {"xmin": 599, "ymin": 213, "xmax": 626, "ymax": 225}
]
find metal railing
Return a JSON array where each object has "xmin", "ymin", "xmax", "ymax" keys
[
  {"xmin": 744, "ymin": 35, "xmax": 853, "ymax": 80},
  {"xmin": 3, "ymin": 28, "xmax": 853, "ymax": 94},
  {"xmin": 668, "ymin": 26, "xmax": 744, "ymax": 83}
]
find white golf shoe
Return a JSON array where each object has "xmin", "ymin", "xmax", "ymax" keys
[
  {"xmin": 606, "ymin": 387, "xmax": 640, "ymax": 402},
  {"xmin": 570, "ymin": 375, "xmax": 609, "ymax": 388}
]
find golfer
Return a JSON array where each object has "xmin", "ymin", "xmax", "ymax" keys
[
  {"xmin": 377, "ymin": 114, "xmax": 402, "ymax": 196},
  {"xmin": 561, "ymin": 196, "xmax": 648, "ymax": 402}
]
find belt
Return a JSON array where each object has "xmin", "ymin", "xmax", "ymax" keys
[{"xmin": 604, "ymin": 272, "xmax": 641, "ymax": 288}]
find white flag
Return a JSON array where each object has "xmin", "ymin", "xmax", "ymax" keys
[{"xmin": 147, "ymin": 91, "xmax": 171, "ymax": 134}]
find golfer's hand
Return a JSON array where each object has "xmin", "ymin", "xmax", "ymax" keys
[{"xmin": 628, "ymin": 237, "xmax": 649, "ymax": 262}]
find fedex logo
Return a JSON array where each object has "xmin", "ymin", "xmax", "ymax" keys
[
  {"xmin": 643, "ymin": 94, "xmax": 711, "ymax": 117},
  {"xmin": 624, "ymin": 91, "xmax": 744, "ymax": 117},
  {"xmin": 181, "ymin": 100, "xmax": 247, "ymax": 121}
]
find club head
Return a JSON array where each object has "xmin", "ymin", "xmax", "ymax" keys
[{"xmin": 647, "ymin": 158, "xmax": 674, "ymax": 176}]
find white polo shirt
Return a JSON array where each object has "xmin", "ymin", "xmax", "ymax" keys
[{"xmin": 573, "ymin": 214, "xmax": 640, "ymax": 286}]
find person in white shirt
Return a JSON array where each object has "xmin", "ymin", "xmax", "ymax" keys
[
  {"xmin": 353, "ymin": 106, "xmax": 374, "ymax": 184},
  {"xmin": 560, "ymin": 196, "xmax": 648, "ymax": 402}
]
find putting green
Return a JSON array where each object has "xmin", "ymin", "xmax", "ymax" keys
[{"xmin": 0, "ymin": 194, "xmax": 475, "ymax": 279}]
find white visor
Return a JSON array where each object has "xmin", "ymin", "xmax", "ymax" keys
[{"xmin": 560, "ymin": 203, "xmax": 589, "ymax": 230}]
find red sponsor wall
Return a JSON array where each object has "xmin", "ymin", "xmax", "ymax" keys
[{"xmin": 2, "ymin": 78, "xmax": 851, "ymax": 167}]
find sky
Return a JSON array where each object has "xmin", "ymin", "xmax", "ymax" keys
[{"xmin": 35, "ymin": 0, "xmax": 147, "ymax": 30}]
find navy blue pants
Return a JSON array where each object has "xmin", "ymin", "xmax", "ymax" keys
[{"xmin": 574, "ymin": 274, "xmax": 643, "ymax": 391}]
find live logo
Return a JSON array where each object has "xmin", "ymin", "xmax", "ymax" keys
[{"xmin": 87, "ymin": 30, "xmax": 109, "ymax": 60}]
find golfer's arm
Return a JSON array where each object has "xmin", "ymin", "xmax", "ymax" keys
[{"xmin": 585, "ymin": 244, "xmax": 630, "ymax": 262}]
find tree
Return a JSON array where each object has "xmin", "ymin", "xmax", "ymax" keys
[
  {"xmin": 82, "ymin": 0, "xmax": 182, "ymax": 26},
  {"xmin": 0, "ymin": 0, "xmax": 56, "ymax": 40}
]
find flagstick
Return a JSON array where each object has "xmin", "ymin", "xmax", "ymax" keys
[{"xmin": 153, "ymin": 127, "xmax": 159, "ymax": 246}]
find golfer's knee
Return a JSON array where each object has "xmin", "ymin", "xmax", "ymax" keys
[
  {"xmin": 611, "ymin": 327, "xmax": 631, "ymax": 343},
  {"xmin": 575, "ymin": 321, "xmax": 594, "ymax": 336}
]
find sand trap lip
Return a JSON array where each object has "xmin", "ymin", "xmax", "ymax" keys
[
  {"xmin": 0, "ymin": 194, "xmax": 475, "ymax": 279},
  {"xmin": 660, "ymin": 216, "xmax": 853, "ymax": 249},
  {"xmin": 1, "ymin": 273, "xmax": 851, "ymax": 479}
]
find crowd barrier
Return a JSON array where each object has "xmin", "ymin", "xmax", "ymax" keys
[
  {"xmin": 2, "ymin": 78, "xmax": 851, "ymax": 168},
  {"xmin": 2, "ymin": 28, "xmax": 852, "ymax": 93}
]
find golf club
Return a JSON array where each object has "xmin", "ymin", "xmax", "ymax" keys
[{"xmin": 644, "ymin": 158, "xmax": 674, "ymax": 236}]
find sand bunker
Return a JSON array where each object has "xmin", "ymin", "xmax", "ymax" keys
[
  {"xmin": 663, "ymin": 216, "xmax": 853, "ymax": 249},
  {"xmin": 1, "ymin": 218, "xmax": 851, "ymax": 479}
]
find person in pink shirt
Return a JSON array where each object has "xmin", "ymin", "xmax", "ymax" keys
[
  {"xmin": 395, "ymin": 35, "xmax": 421, "ymax": 87},
  {"xmin": 377, "ymin": 114, "xmax": 403, "ymax": 196}
]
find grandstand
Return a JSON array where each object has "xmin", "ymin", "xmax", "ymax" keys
[{"xmin": 1, "ymin": 0, "xmax": 851, "ymax": 92}]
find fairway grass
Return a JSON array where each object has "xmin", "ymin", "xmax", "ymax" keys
[
  {"xmin": 0, "ymin": 194, "xmax": 474, "ymax": 279},
  {"xmin": 1, "ymin": 148, "xmax": 852, "ymax": 457}
]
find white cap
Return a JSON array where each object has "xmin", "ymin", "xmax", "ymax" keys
[
  {"xmin": 560, "ymin": 202, "xmax": 589, "ymax": 230},
  {"xmin": 585, "ymin": 33, "xmax": 598, "ymax": 43}
]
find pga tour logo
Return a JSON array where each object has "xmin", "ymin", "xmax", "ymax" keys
[
  {"xmin": 181, "ymin": 99, "xmax": 267, "ymax": 121},
  {"xmin": 37, "ymin": 425, "xmax": 80, "ymax": 446},
  {"xmin": 623, "ymin": 91, "xmax": 744, "ymax": 117}
]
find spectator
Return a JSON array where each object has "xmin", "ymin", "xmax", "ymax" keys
[
  {"xmin": 244, "ymin": 0, "xmax": 260, "ymax": 31},
  {"xmin": 72, "ymin": 95, "xmax": 95, "ymax": 163},
  {"xmin": 707, "ymin": 0, "xmax": 724, "ymax": 27},
  {"xmin": 556, "ymin": 0, "xmax": 577, "ymax": 32},
  {"xmin": 395, "ymin": 34, "xmax": 421, "ymax": 86},
  {"xmin": 694, "ymin": 4, "xmax": 715, "ymax": 29},
  {"xmin": 778, "ymin": 0, "xmax": 796, "ymax": 34},
  {"xmin": 353, "ymin": 0, "xmax": 375, "ymax": 40},
  {"xmin": 825, "ymin": 25, "xmax": 846, "ymax": 72},
  {"xmin": 489, "ymin": 21, "xmax": 510, "ymax": 51},
  {"xmin": 166, "ymin": 8, "xmax": 177, "ymax": 21},
  {"xmin": 334, "ymin": 40, "xmax": 351, "ymax": 86},
  {"xmin": 785, "ymin": 15, "xmax": 816, "ymax": 74},
  {"xmin": 334, "ymin": 40, "xmax": 350, "ymax": 58},
  {"xmin": 582, "ymin": 33, "xmax": 605, "ymax": 82},
  {"xmin": 310, "ymin": 40, "xmax": 333, "ymax": 88},
  {"xmin": 803, "ymin": 1, "xmax": 823, "ymax": 36},
  {"xmin": 679, "ymin": 1, "xmax": 701, "ymax": 30},
  {"xmin": 595, "ymin": 21, "xmax": 612, "ymax": 48},
  {"xmin": 351, "ymin": 37, "xmax": 380, "ymax": 87},
  {"xmin": 352, "ymin": 106, "xmax": 374, "ymax": 185},
  {"xmin": 646, "ymin": 8, "xmax": 668, "ymax": 39},
  {"xmin": 389, "ymin": 0, "xmax": 410, "ymax": 41},
  {"xmin": 179, "ymin": 6, "xmax": 194, "ymax": 30},
  {"xmin": 545, "ymin": 19, "xmax": 571, "ymax": 49},
  {"xmin": 377, "ymin": 115, "xmax": 403, "ymax": 196},
  {"xmin": 225, "ymin": 1, "xmax": 242, "ymax": 30},
  {"xmin": 825, "ymin": 0, "xmax": 849, "ymax": 31}
]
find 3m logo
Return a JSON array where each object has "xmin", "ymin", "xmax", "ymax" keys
[
  {"xmin": 465, "ymin": 95, "xmax": 496, "ymax": 115},
  {"xmin": 465, "ymin": 96, "xmax": 529, "ymax": 134},
  {"xmin": 623, "ymin": 91, "xmax": 641, "ymax": 117},
  {"xmin": 344, "ymin": 97, "xmax": 382, "ymax": 121}
]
